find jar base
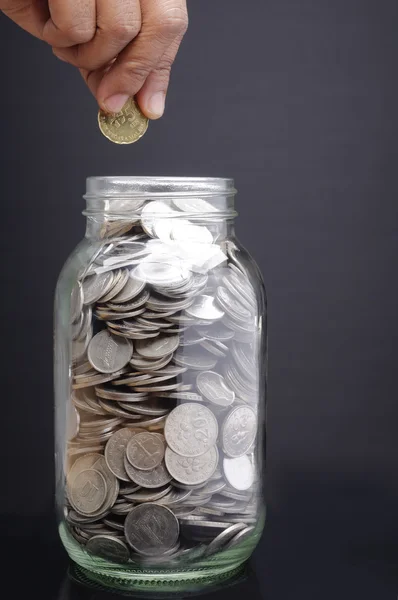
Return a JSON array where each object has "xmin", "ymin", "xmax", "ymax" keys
[
  {"xmin": 69, "ymin": 561, "xmax": 248, "ymax": 595},
  {"xmin": 59, "ymin": 519, "xmax": 263, "ymax": 594}
]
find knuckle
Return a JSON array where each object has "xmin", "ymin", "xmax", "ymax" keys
[
  {"xmin": 122, "ymin": 58, "xmax": 152, "ymax": 81},
  {"xmin": 154, "ymin": 7, "xmax": 189, "ymax": 38},
  {"xmin": 62, "ymin": 22, "xmax": 95, "ymax": 44},
  {"xmin": 154, "ymin": 65, "xmax": 172, "ymax": 83},
  {"xmin": 108, "ymin": 17, "xmax": 141, "ymax": 42}
]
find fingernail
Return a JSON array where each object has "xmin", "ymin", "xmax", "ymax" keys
[
  {"xmin": 147, "ymin": 92, "xmax": 165, "ymax": 118},
  {"xmin": 103, "ymin": 93, "xmax": 129, "ymax": 114}
]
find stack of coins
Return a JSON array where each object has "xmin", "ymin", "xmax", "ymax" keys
[{"xmin": 65, "ymin": 198, "xmax": 263, "ymax": 565}]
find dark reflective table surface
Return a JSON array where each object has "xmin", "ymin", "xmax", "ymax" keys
[{"xmin": 3, "ymin": 510, "xmax": 398, "ymax": 600}]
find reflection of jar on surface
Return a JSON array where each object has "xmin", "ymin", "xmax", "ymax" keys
[{"xmin": 54, "ymin": 177, "xmax": 267, "ymax": 592}]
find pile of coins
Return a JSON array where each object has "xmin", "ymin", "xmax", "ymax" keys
[{"xmin": 65, "ymin": 197, "xmax": 262, "ymax": 565}]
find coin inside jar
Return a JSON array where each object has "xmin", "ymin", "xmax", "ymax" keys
[{"xmin": 126, "ymin": 432, "xmax": 165, "ymax": 470}]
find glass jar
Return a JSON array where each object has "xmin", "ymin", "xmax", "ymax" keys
[{"xmin": 54, "ymin": 176, "xmax": 267, "ymax": 592}]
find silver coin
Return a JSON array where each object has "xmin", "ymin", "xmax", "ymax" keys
[
  {"xmin": 195, "ymin": 506, "xmax": 224, "ymax": 517},
  {"xmin": 97, "ymin": 269, "xmax": 129, "ymax": 303},
  {"xmin": 78, "ymin": 393, "xmax": 112, "ymax": 413},
  {"xmin": 225, "ymin": 525, "xmax": 255, "ymax": 549},
  {"xmin": 171, "ymin": 221, "xmax": 213, "ymax": 244},
  {"xmin": 88, "ymin": 330, "xmax": 133, "ymax": 374},
  {"xmin": 134, "ymin": 415, "xmax": 167, "ymax": 429},
  {"xmin": 82, "ymin": 272, "xmax": 115, "ymax": 305},
  {"xmin": 165, "ymin": 403, "xmax": 218, "ymax": 457},
  {"xmin": 95, "ymin": 386, "xmax": 148, "ymax": 402},
  {"xmin": 70, "ymin": 529, "xmax": 88, "ymax": 545},
  {"xmin": 167, "ymin": 314, "xmax": 197, "ymax": 326},
  {"xmin": 174, "ymin": 350, "xmax": 218, "ymax": 371},
  {"xmin": 76, "ymin": 307, "xmax": 93, "ymax": 342},
  {"xmin": 146, "ymin": 295, "xmax": 194, "ymax": 312},
  {"xmin": 196, "ymin": 371, "xmax": 235, "ymax": 407},
  {"xmin": 67, "ymin": 402, "xmax": 80, "ymax": 440},
  {"xmin": 216, "ymin": 286, "xmax": 253, "ymax": 323},
  {"xmin": 134, "ymin": 259, "xmax": 191, "ymax": 287},
  {"xmin": 124, "ymin": 457, "xmax": 172, "ymax": 488},
  {"xmin": 72, "ymin": 331, "xmax": 91, "ymax": 364},
  {"xmin": 112, "ymin": 372, "xmax": 152, "ymax": 386},
  {"xmin": 73, "ymin": 360, "xmax": 93, "ymax": 376},
  {"xmin": 68, "ymin": 445, "xmax": 104, "ymax": 458},
  {"xmin": 135, "ymin": 334, "xmax": 179, "ymax": 359},
  {"xmin": 182, "ymin": 494, "xmax": 213, "ymax": 507},
  {"xmin": 179, "ymin": 330, "xmax": 205, "ymax": 346},
  {"xmin": 140, "ymin": 200, "xmax": 176, "ymax": 237},
  {"xmin": 204, "ymin": 522, "xmax": 247, "ymax": 556},
  {"xmin": 126, "ymin": 432, "xmax": 165, "ymax": 471},
  {"xmin": 66, "ymin": 509, "xmax": 104, "ymax": 525},
  {"xmin": 207, "ymin": 495, "xmax": 237, "ymax": 509},
  {"xmin": 98, "ymin": 308, "xmax": 146, "ymax": 321},
  {"xmin": 130, "ymin": 353, "xmax": 173, "ymax": 371},
  {"xmin": 124, "ymin": 373, "xmax": 177, "ymax": 387},
  {"xmin": 69, "ymin": 469, "xmax": 107, "ymax": 515},
  {"xmin": 218, "ymin": 488, "xmax": 252, "ymax": 501},
  {"xmin": 78, "ymin": 415, "xmax": 123, "ymax": 430},
  {"xmin": 67, "ymin": 453, "xmax": 119, "ymax": 515},
  {"xmin": 197, "ymin": 323, "xmax": 235, "ymax": 342},
  {"xmin": 180, "ymin": 520, "xmax": 230, "ymax": 530},
  {"xmin": 104, "ymin": 290, "xmax": 150, "ymax": 313},
  {"xmin": 104, "ymin": 428, "xmax": 136, "ymax": 482},
  {"xmin": 231, "ymin": 342, "xmax": 257, "ymax": 380},
  {"xmin": 118, "ymin": 399, "xmax": 169, "ymax": 417},
  {"xmin": 72, "ymin": 369, "xmax": 127, "ymax": 390},
  {"xmin": 103, "ymin": 517, "xmax": 126, "ymax": 532},
  {"xmin": 119, "ymin": 479, "xmax": 142, "ymax": 492},
  {"xmin": 131, "ymin": 382, "xmax": 181, "ymax": 393},
  {"xmin": 186, "ymin": 295, "xmax": 224, "ymax": 321},
  {"xmin": 71, "ymin": 281, "xmax": 83, "ymax": 323},
  {"xmin": 155, "ymin": 487, "xmax": 192, "ymax": 506},
  {"xmin": 199, "ymin": 340, "xmax": 228, "ymax": 358},
  {"xmin": 165, "ymin": 446, "xmax": 218, "ymax": 485},
  {"xmin": 224, "ymin": 315, "xmax": 255, "ymax": 334},
  {"xmin": 158, "ymin": 391, "xmax": 203, "ymax": 402},
  {"xmin": 172, "ymin": 198, "xmax": 219, "ymax": 214},
  {"xmin": 222, "ymin": 405, "xmax": 257, "ymax": 458},
  {"xmin": 86, "ymin": 534, "xmax": 130, "ymax": 563},
  {"xmin": 122, "ymin": 485, "xmax": 172, "ymax": 503},
  {"xmin": 124, "ymin": 503, "xmax": 179, "ymax": 556},
  {"xmin": 223, "ymin": 455, "xmax": 254, "ymax": 491},
  {"xmin": 196, "ymin": 479, "xmax": 226, "ymax": 495},
  {"xmin": 222, "ymin": 272, "xmax": 256, "ymax": 312},
  {"xmin": 147, "ymin": 365, "xmax": 187, "ymax": 377},
  {"xmin": 98, "ymin": 399, "xmax": 143, "ymax": 419},
  {"xmin": 111, "ymin": 502, "xmax": 135, "ymax": 515}
]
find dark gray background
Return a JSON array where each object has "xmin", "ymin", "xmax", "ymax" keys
[{"xmin": 1, "ymin": 0, "xmax": 398, "ymax": 598}]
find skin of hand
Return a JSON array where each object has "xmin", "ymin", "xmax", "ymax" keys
[{"xmin": 0, "ymin": 0, "xmax": 188, "ymax": 118}]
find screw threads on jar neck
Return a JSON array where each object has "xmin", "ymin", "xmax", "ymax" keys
[{"xmin": 83, "ymin": 176, "xmax": 237, "ymax": 219}]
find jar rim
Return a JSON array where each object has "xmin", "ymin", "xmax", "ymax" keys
[{"xmin": 84, "ymin": 176, "xmax": 237, "ymax": 198}]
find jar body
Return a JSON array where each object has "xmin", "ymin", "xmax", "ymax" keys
[{"xmin": 54, "ymin": 177, "xmax": 267, "ymax": 592}]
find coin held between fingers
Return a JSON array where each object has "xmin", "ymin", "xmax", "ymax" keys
[{"xmin": 98, "ymin": 97, "xmax": 149, "ymax": 144}]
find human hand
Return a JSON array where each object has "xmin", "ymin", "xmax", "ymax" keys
[{"xmin": 1, "ymin": 0, "xmax": 188, "ymax": 118}]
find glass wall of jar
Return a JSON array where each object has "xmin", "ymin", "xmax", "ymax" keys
[{"xmin": 54, "ymin": 177, "xmax": 267, "ymax": 591}]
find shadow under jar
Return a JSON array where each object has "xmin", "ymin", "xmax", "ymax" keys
[{"xmin": 54, "ymin": 177, "xmax": 267, "ymax": 593}]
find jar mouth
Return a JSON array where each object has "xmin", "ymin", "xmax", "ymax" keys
[{"xmin": 84, "ymin": 176, "xmax": 237, "ymax": 199}]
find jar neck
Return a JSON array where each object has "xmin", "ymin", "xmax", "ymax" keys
[{"xmin": 83, "ymin": 176, "xmax": 237, "ymax": 242}]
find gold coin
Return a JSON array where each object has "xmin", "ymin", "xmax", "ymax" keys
[{"xmin": 98, "ymin": 97, "xmax": 149, "ymax": 144}]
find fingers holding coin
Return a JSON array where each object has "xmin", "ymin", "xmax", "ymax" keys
[
  {"xmin": 57, "ymin": 0, "xmax": 188, "ymax": 120},
  {"xmin": 95, "ymin": 0, "xmax": 188, "ymax": 118}
]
